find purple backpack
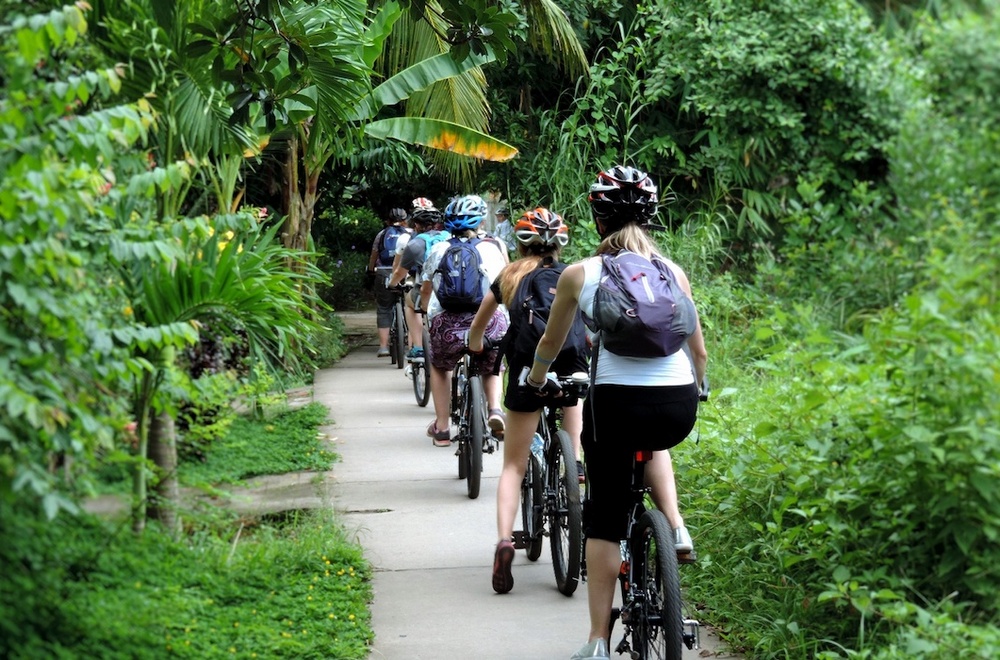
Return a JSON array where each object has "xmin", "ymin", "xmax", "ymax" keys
[{"xmin": 586, "ymin": 251, "xmax": 696, "ymax": 358}]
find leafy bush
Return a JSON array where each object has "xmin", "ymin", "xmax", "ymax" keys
[
  {"xmin": 181, "ymin": 403, "xmax": 335, "ymax": 487},
  {"xmin": 684, "ymin": 208, "xmax": 1000, "ymax": 656},
  {"xmin": 0, "ymin": 503, "xmax": 372, "ymax": 660},
  {"xmin": 318, "ymin": 250, "xmax": 372, "ymax": 312}
]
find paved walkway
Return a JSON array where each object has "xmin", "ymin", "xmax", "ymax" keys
[{"xmin": 317, "ymin": 312, "xmax": 739, "ymax": 660}]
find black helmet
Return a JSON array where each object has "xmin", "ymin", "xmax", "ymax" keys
[
  {"xmin": 388, "ymin": 207, "xmax": 408, "ymax": 223},
  {"xmin": 588, "ymin": 165, "xmax": 658, "ymax": 229},
  {"xmin": 411, "ymin": 206, "xmax": 442, "ymax": 227}
]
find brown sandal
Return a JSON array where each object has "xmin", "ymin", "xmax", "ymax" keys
[{"xmin": 427, "ymin": 421, "xmax": 451, "ymax": 447}]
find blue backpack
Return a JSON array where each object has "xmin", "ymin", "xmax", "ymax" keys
[
  {"xmin": 433, "ymin": 237, "xmax": 486, "ymax": 312},
  {"xmin": 585, "ymin": 251, "xmax": 697, "ymax": 358},
  {"xmin": 377, "ymin": 225, "xmax": 408, "ymax": 267}
]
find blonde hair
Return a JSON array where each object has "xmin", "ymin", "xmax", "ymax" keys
[
  {"xmin": 595, "ymin": 223, "xmax": 662, "ymax": 260},
  {"xmin": 497, "ymin": 242, "xmax": 562, "ymax": 304}
]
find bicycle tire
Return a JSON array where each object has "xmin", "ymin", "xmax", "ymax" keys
[
  {"xmin": 412, "ymin": 325, "xmax": 430, "ymax": 406},
  {"xmin": 549, "ymin": 429, "xmax": 582, "ymax": 596},
  {"xmin": 521, "ymin": 453, "xmax": 544, "ymax": 561},
  {"xmin": 464, "ymin": 375, "xmax": 486, "ymax": 499},
  {"xmin": 392, "ymin": 300, "xmax": 406, "ymax": 369},
  {"xmin": 632, "ymin": 509, "xmax": 683, "ymax": 660},
  {"xmin": 454, "ymin": 364, "xmax": 467, "ymax": 480}
]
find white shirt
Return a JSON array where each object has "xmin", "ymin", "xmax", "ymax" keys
[
  {"xmin": 421, "ymin": 235, "xmax": 508, "ymax": 320},
  {"xmin": 578, "ymin": 256, "xmax": 694, "ymax": 387}
]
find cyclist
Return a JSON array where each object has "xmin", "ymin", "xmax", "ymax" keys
[
  {"xmin": 522, "ymin": 166, "xmax": 707, "ymax": 660},
  {"xmin": 419, "ymin": 195, "xmax": 508, "ymax": 447},
  {"xmin": 467, "ymin": 207, "xmax": 590, "ymax": 595},
  {"xmin": 366, "ymin": 207, "xmax": 412, "ymax": 358},
  {"xmin": 388, "ymin": 205, "xmax": 450, "ymax": 359}
]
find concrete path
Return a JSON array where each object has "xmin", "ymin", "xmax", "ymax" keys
[{"xmin": 317, "ymin": 312, "xmax": 740, "ymax": 660}]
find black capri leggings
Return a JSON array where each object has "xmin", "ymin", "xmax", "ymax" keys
[{"xmin": 581, "ymin": 383, "xmax": 699, "ymax": 543}]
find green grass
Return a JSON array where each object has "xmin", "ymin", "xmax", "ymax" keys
[
  {"xmin": 182, "ymin": 402, "xmax": 336, "ymax": 486},
  {"xmin": 1, "ymin": 400, "xmax": 371, "ymax": 660}
]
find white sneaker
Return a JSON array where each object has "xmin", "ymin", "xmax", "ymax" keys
[
  {"xmin": 570, "ymin": 638, "xmax": 609, "ymax": 659},
  {"xmin": 674, "ymin": 525, "xmax": 694, "ymax": 554}
]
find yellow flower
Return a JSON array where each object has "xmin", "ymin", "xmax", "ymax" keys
[
  {"xmin": 233, "ymin": 622, "xmax": 239, "ymax": 628},
  {"xmin": 348, "ymin": 614, "xmax": 355, "ymax": 621}
]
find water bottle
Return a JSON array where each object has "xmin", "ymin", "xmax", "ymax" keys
[{"xmin": 530, "ymin": 433, "xmax": 545, "ymax": 463}]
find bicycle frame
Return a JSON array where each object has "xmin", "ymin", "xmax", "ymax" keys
[
  {"xmin": 450, "ymin": 351, "xmax": 499, "ymax": 499},
  {"xmin": 610, "ymin": 451, "xmax": 699, "ymax": 659}
]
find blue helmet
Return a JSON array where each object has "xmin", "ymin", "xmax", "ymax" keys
[{"xmin": 444, "ymin": 195, "xmax": 487, "ymax": 232}]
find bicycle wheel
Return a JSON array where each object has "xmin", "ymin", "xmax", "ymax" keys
[
  {"xmin": 464, "ymin": 375, "xmax": 486, "ymax": 499},
  {"xmin": 412, "ymin": 325, "xmax": 431, "ymax": 407},
  {"xmin": 392, "ymin": 300, "xmax": 406, "ymax": 369},
  {"xmin": 549, "ymin": 429, "xmax": 582, "ymax": 596},
  {"xmin": 411, "ymin": 361, "xmax": 430, "ymax": 407},
  {"xmin": 632, "ymin": 509, "xmax": 683, "ymax": 660},
  {"xmin": 520, "ymin": 453, "xmax": 544, "ymax": 561},
  {"xmin": 453, "ymin": 366, "xmax": 467, "ymax": 480}
]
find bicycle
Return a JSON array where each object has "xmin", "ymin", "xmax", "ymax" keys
[
  {"xmin": 607, "ymin": 381, "xmax": 708, "ymax": 659},
  {"xmin": 450, "ymin": 347, "xmax": 501, "ymax": 500},
  {"xmin": 376, "ymin": 266, "xmax": 407, "ymax": 369},
  {"xmin": 405, "ymin": 302, "xmax": 431, "ymax": 407},
  {"xmin": 513, "ymin": 369, "xmax": 589, "ymax": 597}
]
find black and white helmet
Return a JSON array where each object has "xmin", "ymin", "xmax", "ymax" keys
[{"xmin": 588, "ymin": 165, "xmax": 658, "ymax": 229}]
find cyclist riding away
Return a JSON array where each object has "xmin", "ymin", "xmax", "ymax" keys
[
  {"xmin": 388, "ymin": 202, "xmax": 449, "ymax": 359},
  {"xmin": 420, "ymin": 195, "xmax": 509, "ymax": 447},
  {"xmin": 522, "ymin": 166, "xmax": 707, "ymax": 660},
  {"xmin": 467, "ymin": 207, "xmax": 590, "ymax": 594},
  {"xmin": 367, "ymin": 207, "xmax": 412, "ymax": 358}
]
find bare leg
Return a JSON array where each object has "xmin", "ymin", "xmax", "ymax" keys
[
  {"xmin": 483, "ymin": 374, "xmax": 503, "ymax": 412},
  {"xmin": 561, "ymin": 401, "xmax": 584, "ymax": 460},
  {"xmin": 585, "ymin": 538, "xmax": 620, "ymax": 643},
  {"xmin": 404, "ymin": 296, "xmax": 421, "ymax": 349},
  {"xmin": 429, "ymin": 366, "xmax": 453, "ymax": 433},
  {"xmin": 645, "ymin": 450, "xmax": 683, "ymax": 530},
  {"xmin": 496, "ymin": 410, "xmax": 539, "ymax": 540},
  {"xmin": 377, "ymin": 327, "xmax": 389, "ymax": 351}
]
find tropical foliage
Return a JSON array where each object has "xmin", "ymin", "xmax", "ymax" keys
[{"xmin": 5, "ymin": 0, "xmax": 1000, "ymax": 657}]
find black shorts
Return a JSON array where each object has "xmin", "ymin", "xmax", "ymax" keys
[
  {"xmin": 581, "ymin": 382, "xmax": 699, "ymax": 542},
  {"xmin": 503, "ymin": 351, "xmax": 590, "ymax": 413}
]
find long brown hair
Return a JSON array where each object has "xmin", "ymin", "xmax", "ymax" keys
[
  {"xmin": 595, "ymin": 223, "xmax": 662, "ymax": 260},
  {"xmin": 498, "ymin": 243, "xmax": 561, "ymax": 304}
]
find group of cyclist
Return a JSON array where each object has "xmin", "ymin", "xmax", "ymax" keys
[{"xmin": 366, "ymin": 166, "xmax": 708, "ymax": 660}]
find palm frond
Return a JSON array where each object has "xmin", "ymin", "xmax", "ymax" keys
[{"xmin": 521, "ymin": 0, "xmax": 589, "ymax": 79}]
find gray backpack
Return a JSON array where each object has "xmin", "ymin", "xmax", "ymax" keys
[{"xmin": 585, "ymin": 251, "xmax": 696, "ymax": 357}]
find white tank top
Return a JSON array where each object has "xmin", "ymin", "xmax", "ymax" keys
[{"xmin": 578, "ymin": 256, "xmax": 694, "ymax": 387}]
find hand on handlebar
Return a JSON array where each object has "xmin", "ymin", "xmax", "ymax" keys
[
  {"xmin": 699, "ymin": 375, "xmax": 710, "ymax": 402},
  {"xmin": 517, "ymin": 366, "xmax": 563, "ymax": 397},
  {"xmin": 464, "ymin": 331, "xmax": 497, "ymax": 355}
]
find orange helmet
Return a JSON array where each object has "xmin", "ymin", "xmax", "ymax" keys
[{"xmin": 514, "ymin": 207, "xmax": 568, "ymax": 247}]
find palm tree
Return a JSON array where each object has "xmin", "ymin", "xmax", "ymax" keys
[{"xmin": 375, "ymin": 0, "xmax": 588, "ymax": 186}]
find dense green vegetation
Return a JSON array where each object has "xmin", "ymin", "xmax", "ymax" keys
[
  {"xmin": 1, "ymin": 402, "xmax": 373, "ymax": 659},
  {"xmin": 3, "ymin": 0, "xmax": 999, "ymax": 657}
]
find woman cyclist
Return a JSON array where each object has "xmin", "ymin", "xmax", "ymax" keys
[
  {"xmin": 522, "ymin": 167, "xmax": 707, "ymax": 660},
  {"xmin": 419, "ymin": 195, "xmax": 508, "ymax": 447},
  {"xmin": 467, "ymin": 208, "xmax": 591, "ymax": 594}
]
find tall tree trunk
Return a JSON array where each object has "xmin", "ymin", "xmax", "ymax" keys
[
  {"xmin": 282, "ymin": 133, "xmax": 302, "ymax": 252},
  {"xmin": 147, "ymin": 408, "xmax": 181, "ymax": 538}
]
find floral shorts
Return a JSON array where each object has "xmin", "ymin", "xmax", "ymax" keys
[{"xmin": 428, "ymin": 310, "xmax": 508, "ymax": 372}]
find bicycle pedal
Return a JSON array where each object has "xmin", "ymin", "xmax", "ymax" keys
[
  {"xmin": 677, "ymin": 550, "xmax": 698, "ymax": 564},
  {"xmin": 511, "ymin": 531, "xmax": 531, "ymax": 549}
]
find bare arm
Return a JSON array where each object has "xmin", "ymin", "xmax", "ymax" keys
[
  {"xmin": 387, "ymin": 252, "xmax": 407, "ymax": 288},
  {"xmin": 668, "ymin": 262, "xmax": 708, "ymax": 388},
  {"xmin": 527, "ymin": 263, "xmax": 585, "ymax": 385},
  {"xmin": 420, "ymin": 280, "xmax": 432, "ymax": 313}
]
